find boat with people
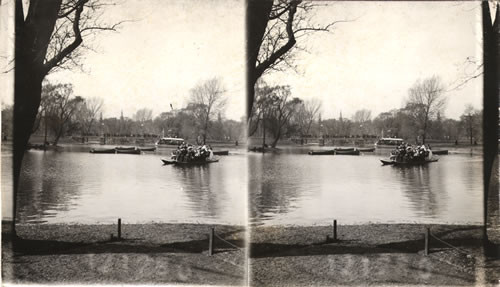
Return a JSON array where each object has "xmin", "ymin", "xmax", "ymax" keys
[
  {"xmin": 380, "ymin": 159, "xmax": 395, "ymax": 165},
  {"xmin": 392, "ymin": 158, "xmax": 439, "ymax": 166},
  {"xmin": 374, "ymin": 138, "xmax": 404, "ymax": 148},
  {"xmin": 162, "ymin": 143, "xmax": 219, "ymax": 165},
  {"xmin": 162, "ymin": 157, "xmax": 219, "ymax": 165},
  {"xmin": 380, "ymin": 142, "xmax": 438, "ymax": 166}
]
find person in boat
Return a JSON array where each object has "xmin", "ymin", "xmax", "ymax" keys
[{"xmin": 391, "ymin": 143, "xmax": 430, "ymax": 163}]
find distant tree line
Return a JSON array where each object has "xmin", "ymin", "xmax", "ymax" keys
[
  {"xmin": 249, "ymin": 76, "xmax": 483, "ymax": 147},
  {"xmin": 2, "ymin": 78, "xmax": 244, "ymax": 146}
]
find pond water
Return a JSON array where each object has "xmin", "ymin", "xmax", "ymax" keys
[
  {"xmin": 2, "ymin": 144, "xmax": 484, "ymax": 226},
  {"xmin": 2, "ymin": 144, "xmax": 247, "ymax": 225},
  {"xmin": 249, "ymin": 146, "xmax": 483, "ymax": 226}
]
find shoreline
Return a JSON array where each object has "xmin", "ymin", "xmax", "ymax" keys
[
  {"xmin": 250, "ymin": 223, "xmax": 499, "ymax": 286},
  {"xmin": 2, "ymin": 222, "xmax": 247, "ymax": 285},
  {"xmin": 3, "ymin": 222, "xmax": 499, "ymax": 285}
]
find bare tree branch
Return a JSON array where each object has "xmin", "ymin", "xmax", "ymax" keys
[{"xmin": 42, "ymin": 0, "xmax": 88, "ymax": 75}]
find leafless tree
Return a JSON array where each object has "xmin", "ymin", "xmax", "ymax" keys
[
  {"xmin": 77, "ymin": 96, "xmax": 104, "ymax": 136},
  {"xmin": 189, "ymin": 77, "xmax": 227, "ymax": 144},
  {"xmin": 133, "ymin": 108, "xmax": 153, "ymax": 122},
  {"xmin": 352, "ymin": 109, "xmax": 372, "ymax": 124},
  {"xmin": 460, "ymin": 104, "xmax": 481, "ymax": 145},
  {"xmin": 42, "ymin": 82, "xmax": 84, "ymax": 145},
  {"xmin": 31, "ymin": 82, "xmax": 60, "ymax": 138},
  {"xmin": 351, "ymin": 109, "xmax": 372, "ymax": 135},
  {"xmin": 247, "ymin": 0, "xmax": 347, "ymax": 117},
  {"xmin": 293, "ymin": 98, "xmax": 321, "ymax": 136},
  {"xmin": 14, "ymin": 0, "xmax": 124, "ymax": 238},
  {"xmin": 448, "ymin": 2, "xmax": 499, "ymax": 92},
  {"xmin": 248, "ymin": 79, "xmax": 275, "ymax": 137},
  {"xmin": 405, "ymin": 76, "xmax": 446, "ymax": 144},
  {"xmin": 266, "ymin": 85, "xmax": 302, "ymax": 147}
]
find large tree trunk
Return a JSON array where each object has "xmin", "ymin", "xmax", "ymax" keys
[
  {"xmin": 53, "ymin": 124, "xmax": 65, "ymax": 146},
  {"xmin": 271, "ymin": 130, "xmax": 281, "ymax": 148},
  {"xmin": 13, "ymin": 72, "xmax": 43, "ymax": 239},
  {"xmin": 246, "ymin": 0, "xmax": 273, "ymax": 119},
  {"xmin": 13, "ymin": 0, "xmax": 63, "ymax": 241},
  {"xmin": 482, "ymin": 1, "xmax": 499, "ymax": 252}
]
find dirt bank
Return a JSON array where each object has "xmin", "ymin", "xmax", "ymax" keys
[
  {"xmin": 250, "ymin": 224, "xmax": 499, "ymax": 286},
  {"xmin": 2, "ymin": 222, "xmax": 246, "ymax": 285}
]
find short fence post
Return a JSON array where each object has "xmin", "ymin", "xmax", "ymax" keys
[
  {"xmin": 424, "ymin": 227, "xmax": 430, "ymax": 255},
  {"xmin": 333, "ymin": 220, "xmax": 337, "ymax": 241},
  {"xmin": 118, "ymin": 218, "xmax": 122, "ymax": 240},
  {"xmin": 209, "ymin": 227, "xmax": 215, "ymax": 256}
]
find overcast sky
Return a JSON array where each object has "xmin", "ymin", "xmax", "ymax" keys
[
  {"xmin": 0, "ymin": 1, "xmax": 491, "ymax": 121},
  {"xmin": 1, "ymin": 0, "xmax": 245, "ymax": 120},
  {"xmin": 263, "ymin": 1, "xmax": 484, "ymax": 120}
]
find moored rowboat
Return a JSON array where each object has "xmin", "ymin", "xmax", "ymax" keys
[
  {"xmin": 308, "ymin": 149, "xmax": 336, "ymax": 155},
  {"xmin": 139, "ymin": 147, "xmax": 157, "ymax": 152},
  {"xmin": 334, "ymin": 147, "xmax": 355, "ymax": 152},
  {"xmin": 213, "ymin": 150, "xmax": 229, "ymax": 155},
  {"xmin": 90, "ymin": 148, "xmax": 116, "ymax": 154},
  {"xmin": 115, "ymin": 146, "xmax": 136, "ymax": 151},
  {"xmin": 358, "ymin": 147, "xmax": 375, "ymax": 152},
  {"xmin": 116, "ymin": 149, "xmax": 141, "ymax": 154},
  {"xmin": 335, "ymin": 149, "xmax": 360, "ymax": 155}
]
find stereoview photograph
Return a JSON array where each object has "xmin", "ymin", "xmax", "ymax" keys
[
  {"xmin": 1, "ymin": 0, "xmax": 247, "ymax": 285},
  {"xmin": 1, "ymin": 0, "xmax": 499, "ymax": 286},
  {"xmin": 246, "ymin": 0, "xmax": 499, "ymax": 286}
]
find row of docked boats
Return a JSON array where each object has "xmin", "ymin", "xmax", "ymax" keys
[
  {"xmin": 91, "ymin": 146, "xmax": 230, "ymax": 156},
  {"xmin": 308, "ymin": 147, "xmax": 375, "ymax": 156},
  {"xmin": 89, "ymin": 146, "xmax": 156, "ymax": 154}
]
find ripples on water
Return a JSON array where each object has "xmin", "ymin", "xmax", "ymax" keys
[
  {"xmin": 3, "ymin": 144, "xmax": 247, "ymax": 225},
  {"xmin": 1, "ymin": 144, "xmax": 484, "ymax": 226},
  {"xmin": 250, "ymin": 147, "xmax": 483, "ymax": 226}
]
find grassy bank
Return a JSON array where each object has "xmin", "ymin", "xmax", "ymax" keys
[
  {"xmin": 250, "ymin": 224, "xmax": 499, "ymax": 286},
  {"xmin": 2, "ymin": 222, "xmax": 246, "ymax": 285}
]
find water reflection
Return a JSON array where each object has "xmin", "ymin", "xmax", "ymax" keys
[
  {"xmin": 17, "ymin": 151, "xmax": 85, "ymax": 222},
  {"xmin": 8, "ymin": 146, "xmax": 246, "ymax": 225},
  {"xmin": 397, "ymin": 165, "xmax": 443, "ymax": 219},
  {"xmin": 1, "ymin": 144, "xmax": 13, "ymax": 220},
  {"xmin": 250, "ymin": 147, "xmax": 483, "ymax": 225}
]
